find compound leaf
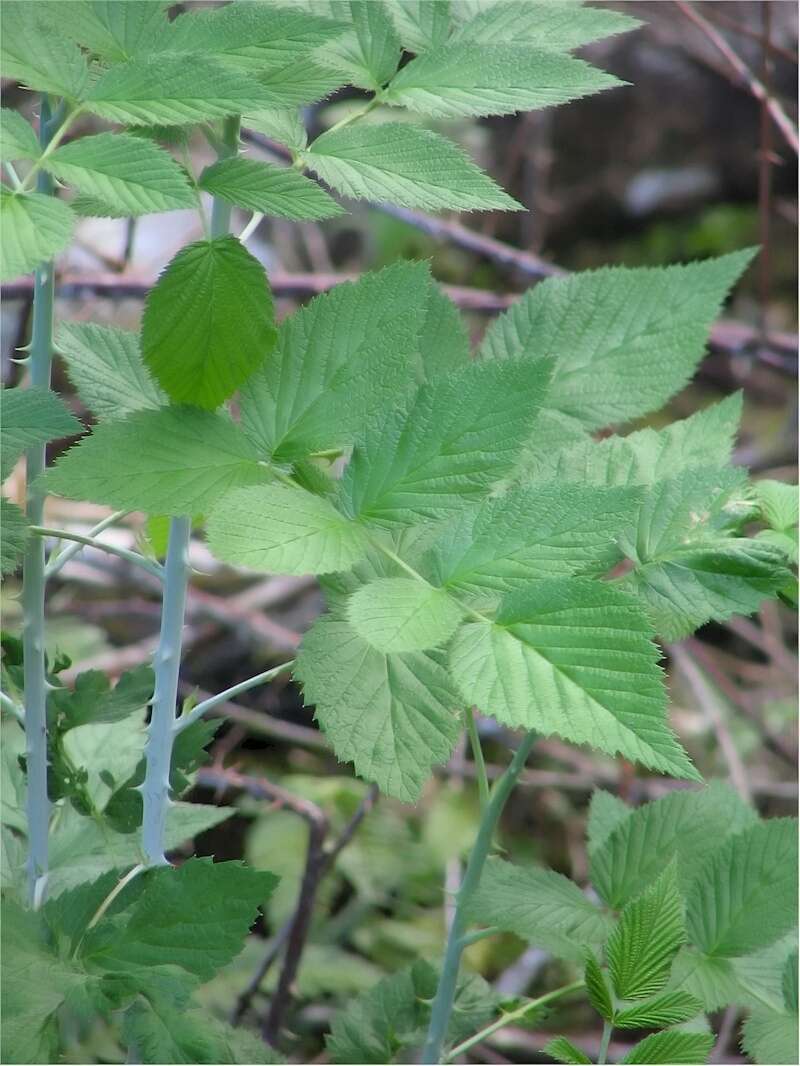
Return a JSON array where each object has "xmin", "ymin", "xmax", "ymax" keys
[
  {"xmin": 614, "ymin": 990, "xmax": 703, "ymax": 1030},
  {"xmin": 479, "ymin": 251, "xmax": 755, "ymax": 429},
  {"xmin": 685, "ymin": 818, "xmax": 798, "ymax": 957},
  {"xmin": 607, "ymin": 863, "xmax": 685, "ymax": 1000},
  {"xmin": 386, "ymin": 0, "xmax": 450, "ymax": 54},
  {"xmin": 620, "ymin": 1030, "xmax": 714, "ymax": 1065},
  {"xmin": 0, "ymin": 189, "xmax": 74, "ymax": 281},
  {"xmin": 1, "ymin": 3, "xmax": 89, "ymax": 99},
  {"xmin": 305, "ymin": 123, "xmax": 522, "ymax": 212},
  {"xmin": 142, "ymin": 235, "xmax": 277, "ymax": 410},
  {"xmin": 207, "ymin": 483, "xmax": 371, "ymax": 576},
  {"xmin": 383, "ymin": 42, "xmax": 620, "ymax": 118},
  {"xmin": 2, "ymin": 386, "xmax": 82, "ymax": 480},
  {"xmin": 48, "ymin": 665, "xmax": 154, "ymax": 729},
  {"xmin": 45, "ymin": 132, "xmax": 195, "ymax": 216},
  {"xmin": 340, "ymin": 358, "xmax": 551, "ymax": 525},
  {"xmin": 452, "ymin": 1, "xmax": 640, "ymax": 49},
  {"xmin": 198, "ymin": 156, "xmax": 342, "ymax": 220},
  {"xmin": 0, "ymin": 108, "xmax": 40, "ymax": 162},
  {"xmin": 243, "ymin": 108, "xmax": 308, "ymax": 153},
  {"xmin": 584, "ymin": 954, "xmax": 614, "ymax": 1021},
  {"xmin": 53, "ymin": 0, "xmax": 171, "ymax": 62},
  {"xmin": 295, "ymin": 610, "xmax": 461, "ymax": 803},
  {"xmin": 543, "ymin": 1036, "xmax": 593, "ymax": 1065},
  {"xmin": 57, "ymin": 321, "xmax": 166, "ymax": 421},
  {"xmin": 449, "ymin": 579, "xmax": 697, "ymax": 781},
  {"xmin": 465, "ymin": 857, "xmax": 612, "ymax": 963},
  {"xmin": 45, "ymin": 406, "xmax": 268, "ymax": 515},
  {"xmin": 321, "ymin": 0, "xmax": 401, "ymax": 91},
  {"xmin": 347, "ymin": 577, "xmax": 464, "ymax": 652}
]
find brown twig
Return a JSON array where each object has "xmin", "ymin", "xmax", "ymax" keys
[{"xmin": 674, "ymin": 0, "xmax": 798, "ymax": 153}]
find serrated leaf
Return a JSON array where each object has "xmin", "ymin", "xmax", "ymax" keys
[
  {"xmin": 52, "ymin": 1, "xmax": 171, "ymax": 62},
  {"xmin": 0, "ymin": 497, "xmax": 27, "ymax": 575},
  {"xmin": 741, "ymin": 1009, "xmax": 799, "ymax": 1066},
  {"xmin": 754, "ymin": 480, "xmax": 799, "ymax": 564},
  {"xmin": 450, "ymin": 578, "xmax": 697, "ymax": 780},
  {"xmin": 452, "ymin": 1, "xmax": 640, "ymax": 49},
  {"xmin": 784, "ymin": 950, "xmax": 798, "ymax": 1013},
  {"xmin": 417, "ymin": 281, "xmax": 471, "ymax": 377},
  {"xmin": 239, "ymin": 262, "xmax": 432, "ymax": 461},
  {"xmin": 479, "ymin": 252, "xmax": 755, "ymax": 429},
  {"xmin": 49, "ymin": 665, "xmax": 154, "ymax": 730},
  {"xmin": 543, "ymin": 1036, "xmax": 593, "ymax": 1065},
  {"xmin": 44, "ymin": 132, "xmax": 195, "ymax": 216},
  {"xmin": 207, "ymin": 483, "xmax": 371, "ymax": 576},
  {"xmin": 587, "ymin": 789, "xmax": 631, "ymax": 857},
  {"xmin": 1, "ymin": 3, "xmax": 89, "ymax": 99},
  {"xmin": 83, "ymin": 858, "xmax": 277, "ymax": 980},
  {"xmin": 614, "ymin": 990, "xmax": 703, "ymax": 1030},
  {"xmin": 620, "ymin": 466, "xmax": 790, "ymax": 639},
  {"xmin": 340, "ymin": 358, "xmax": 551, "ymax": 525},
  {"xmin": 321, "ymin": 0, "xmax": 401, "ymax": 91},
  {"xmin": 305, "ymin": 123, "xmax": 522, "ymax": 212},
  {"xmin": 198, "ymin": 156, "xmax": 342, "ymax": 220},
  {"xmin": 1, "ymin": 386, "xmax": 82, "ymax": 479},
  {"xmin": 122, "ymin": 1001, "xmax": 285, "ymax": 1065},
  {"xmin": 584, "ymin": 954, "xmax": 614, "ymax": 1020},
  {"xmin": 383, "ymin": 41, "xmax": 620, "ymax": 118},
  {"xmin": 85, "ymin": 53, "xmax": 277, "ymax": 126},
  {"xmin": 347, "ymin": 577, "xmax": 464, "ymax": 652},
  {"xmin": 0, "ymin": 108, "xmax": 40, "ymax": 162},
  {"xmin": 620, "ymin": 1030, "xmax": 714, "ymax": 1065},
  {"xmin": 425, "ymin": 483, "xmax": 640, "ymax": 601},
  {"xmin": 465, "ymin": 857, "xmax": 612, "ymax": 962},
  {"xmin": 57, "ymin": 321, "xmax": 166, "ymax": 421},
  {"xmin": 607, "ymin": 863, "xmax": 686, "ymax": 1000},
  {"xmin": 386, "ymin": 0, "xmax": 450, "ymax": 54},
  {"xmin": 142, "ymin": 235, "xmax": 277, "ymax": 409},
  {"xmin": 295, "ymin": 610, "xmax": 461, "ymax": 802},
  {"xmin": 258, "ymin": 56, "xmax": 346, "ymax": 108},
  {"xmin": 0, "ymin": 189, "xmax": 74, "ymax": 281},
  {"xmin": 685, "ymin": 818, "xmax": 798, "ymax": 957},
  {"xmin": 243, "ymin": 108, "xmax": 308, "ymax": 152},
  {"xmin": 45, "ymin": 407, "xmax": 268, "ymax": 515},
  {"xmin": 590, "ymin": 782, "xmax": 757, "ymax": 909}
]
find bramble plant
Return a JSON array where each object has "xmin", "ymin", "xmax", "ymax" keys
[{"xmin": 0, "ymin": 2, "xmax": 797, "ymax": 1065}]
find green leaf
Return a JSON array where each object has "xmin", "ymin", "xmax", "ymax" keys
[
  {"xmin": 1, "ymin": 386, "xmax": 82, "ymax": 480},
  {"xmin": 754, "ymin": 479, "xmax": 799, "ymax": 533},
  {"xmin": 57, "ymin": 321, "xmax": 166, "ymax": 421},
  {"xmin": 620, "ymin": 1030, "xmax": 714, "ymax": 1065},
  {"xmin": 83, "ymin": 858, "xmax": 278, "ymax": 981},
  {"xmin": 122, "ymin": 1000, "xmax": 222, "ymax": 1065},
  {"xmin": 141, "ymin": 235, "xmax": 277, "ymax": 410},
  {"xmin": 478, "ymin": 251, "xmax": 755, "ymax": 429},
  {"xmin": 347, "ymin": 577, "xmax": 464, "ymax": 652},
  {"xmin": 61, "ymin": 713, "xmax": 146, "ymax": 812},
  {"xmin": 784, "ymin": 950, "xmax": 798, "ymax": 1013},
  {"xmin": 85, "ymin": 53, "xmax": 277, "ymax": 126},
  {"xmin": 44, "ymin": 132, "xmax": 195, "ymax": 216},
  {"xmin": 587, "ymin": 789, "xmax": 630, "ymax": 857},
  {"xmin": 49, "ymin": 665, "xmax": 154, "ymax": 729},
  {"xmin": 244, "ymin": 108, "xmax": 308, "ymax": 152},
  {"xmin": 544, "ymin": 394, "xmax": 743, "ymax": 489},
  {"xmin": 607, "ymin": 863, "xmax": 686, "ymax": 1000},
  {"xmin": 257, "ymin": 56, "xmax": 346, "ymax": 109},
  {"xmin": 321, "ymin": 0, "xmax": 401, "ymax": 90},
  {"xmin": 685, "ymin": 818, "xmax": 798, "ymax": 957},
  {"xmin": 295, "ymin": 610, "xmax": 461, "ymax": 802},
  {"xmin": 207, "ymin": 483, "xmax": 371, "ymax": 576},
  {"xmin": 340, "ymin": 358, "xmax": 552, "ymax": 525},
  {"xmin": 0, "ymin": 497, "xmax": 27, "ymax": 575},
  {"xmin": 425, "ymin": 483, "xmax": 640, "ymax": 601},
  {"xmin": 742, "ymin": 1009, "xmax": 799, "ymax": 1066},
  {"xmin": 417, "ymin": 280, "xmax": 471, "ymax": 378},
  {"xmin": 45, "ymin": 407, "xmax": 268, "ymax": 515},
  {"xmin": 590, "ymin": 782, "xmax": 757, "ymax": 909},
  {"xmin": 386, "ymin": 0, "xmax": 451, "ymax": 54},
  {"xmin": 198, "ymin": 157, "xmax": 342, "ymax": 220},
  {"xmin": 52, "ymin": 1, "xmax": 171, "ymax": 62},
  {"xmin": 465, "ymin": 857, "xmax": 612, "ymax": 962},
  {"xmin": 0, "ymin": 108, "xmax": 40, "ymax": 162},
  {"xmin": 0, "ymin": 189, "xmax": 74, "ymax": 281},
  {"xmin": 305, "ymin": 123, "xmax": 522, "ymax": 212},
  {"xmin": 239, "ymin": 262, "xmax": 432, "ymax": 462},
  {"xmin": 383, "ymin": 42, "xmax": 620, "ymax": 118},
  {"xmin": 614, "ymin": 990, "xmax": 703, "ymax": 1030},
  {"xmin": 584, "ymin": 953, "xmax": 614, "ymax": 1020},
  {"xmin": 326, "ymin": 958, "xmax": 496, "ymax": 1064},
  {"xmin": 452, "ymin": 1, "xmax": 640, "ymax": 49},
  {"xmin": 620, "ymin": 466, "xmax": 790, "ymax": 639},
  {"xmin": 543, "ymin": 1036, "xmax": 593, "ymax": 1065},
  {"xmin": 1, "ymin": 3, "xmax": 89, "ymax": 99},
  {"xmin": 450, "ymin": 578, "xmax": 697, "ymax": 780}
]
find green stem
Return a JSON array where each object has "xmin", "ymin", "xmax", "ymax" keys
[
  {"xmin": 1, "ymin": 690, "xmax": 25, "ymax": 725},
  {"xmin": 31, "ymin": 526, "xmax": 163, "ymax": 579},
  {"xmin": 22, "ymin": 95, "xmax": 59, "ymax": 906},
  {"xmin": 464, "ymin": 707, "xmax": 489, "ymax": 810},
  {"xmin": 18, "ymin": 105, "xmax": 80, "ymax": 193},
  {"xmin": 598, "ymin": 1021, "xmax": 613, "ymax": 1065},
  {"xmin": 444, "ymin": 979, "xmax": 585, "ymax": 1063},
  {"xmin": 44, "ymin": 510, "xmax": 129, "ymax": 578},
  {"xmin": 421, "ymin": 731, "xmax": 538, "ymax": 1064},
  {"xmin": 173, "ymin": 660, "xmax": 295, "ymax": 736},
  {"xmin": 140, "ymin": 114, "xmax": 241, "ymax": 867}
]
